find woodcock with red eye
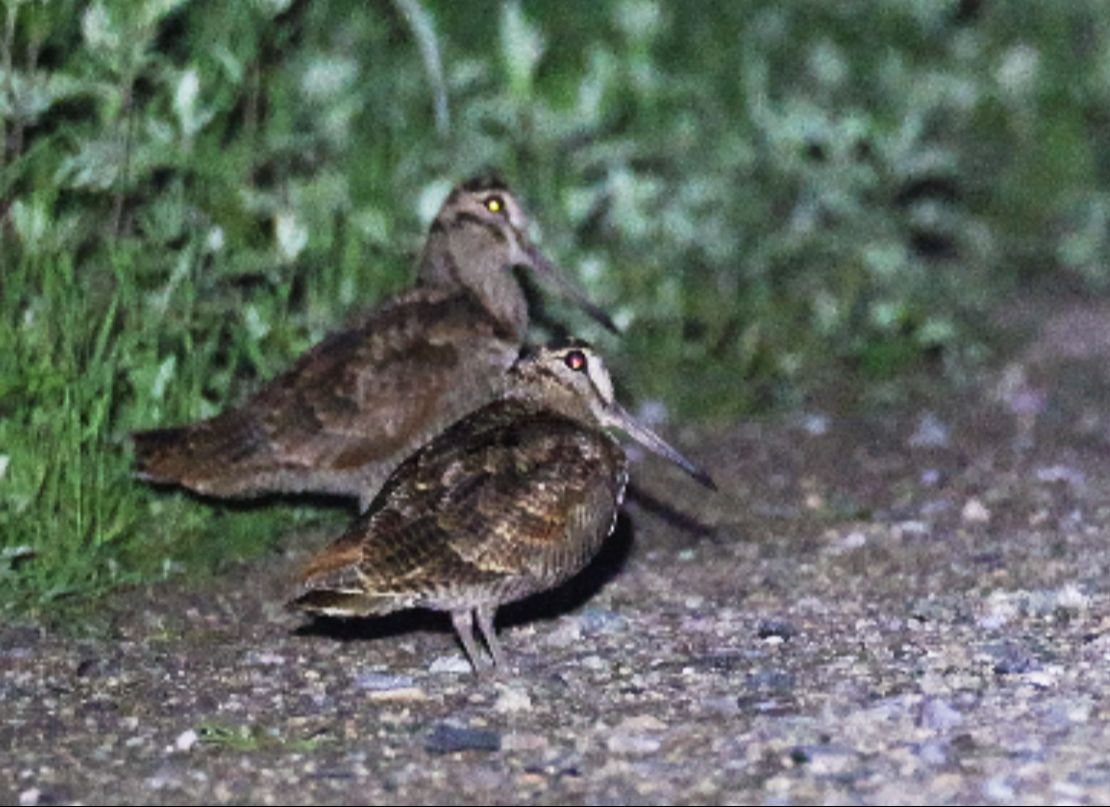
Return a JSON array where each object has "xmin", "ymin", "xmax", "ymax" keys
[
  {"xmin": 132, "ymin": 177, "xmax": 617, "ymax": 512},
  {"xmin": 288, "ymin": 342, "xmax": 716, "ymax": 673}
]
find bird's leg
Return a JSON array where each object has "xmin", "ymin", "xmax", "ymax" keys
[
  {"xmin": 450, "ymin": 609, "xmax": 486, "ymax": 674},
  {"xmin": 475, "ymin": 605, "xmax": 507, "ymax": 671}
]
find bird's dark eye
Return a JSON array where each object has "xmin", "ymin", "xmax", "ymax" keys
[
  {"xmin": 484, "ymin": 195, "xmax": 505, "ymax": 215},
  {"xmin": 564, "ymin": 350, "xmax": 588, "ymax": 372}
]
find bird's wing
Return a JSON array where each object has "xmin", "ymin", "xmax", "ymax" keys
[
  {"xmin": 431, "ymin": 411, "xmax": 626, "ymax": 582},
  {"xmin": 253, "ymin": 289, "xmax": 514, "ymax": 471},
  {"xmin": 295, "ymin": 401, "xmax": 626, "ymax": 601},
  {"xmin": 134, "ymin": 288, "xmax": 514, "ymax": 490}
]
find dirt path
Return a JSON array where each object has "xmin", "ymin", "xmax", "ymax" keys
[{"xmin": 6, "ymin": 296, "xmax": 1110, "ymax": 805}]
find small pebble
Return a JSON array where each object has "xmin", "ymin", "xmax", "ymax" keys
[
  {"xmin": 428, "ymin": 655, "xmax": 472, "ymax": 674},
  {"xmin": 702, "ymin": 696, "xmax": 740, "ymax": 716},
  {"xmin": 1024, "ymin": 669, "xmax": 1058, "ymax": 689},
  {"xmin": 962, "ymin": 498, "xmax": 991, "ymax": 524},
  {"xmin": 495, "ymin": 685, "xmax": 532, "ymax": 714},
  {"xmin": 605, "ymin": 715, "xmax": 666, "ymax": 755},
  {"xmin": 175, "ymin": 729, "xmax": 199, "ymax": 752},
  {"xmin": 243, "ymin": 650, "xmax": 285, "ymax": 667},
  {"xmin": 581, "ymin": 654, "xmax": 608, "ymax": 670},
  {"xmin": 978, "ymin": 591, "xmax": 1019, "ymax": 629},
  {"xmin": 837, "ymin": 530, "xmax": 867, "ymax": 551},
  {"xmin": 757, "ymin": 619, "xmax": 798, "ymax": 641},
  {"xmin": 746, "ymin": 669, "xmax": 796, "ymax": 694},
  {"xmin": 618, "ymin": 714, "xmax": 667, "ymax": 732},
  {"xmin": 983, "ymin": 776, "xmax": 1016, "ymax": 802},
  {"xmin": 424, "ymin": 723, "xmax": 501, "ymax": 755},
  {"xmin": 355, "ymin": 671, "xmax": 415, "ymax": 691},
  {"xmin": 1035, "ymin": 464, "xmax": 1085, "ymax": 487},
  {"xmin": 894, "ymin": 520, "xmax": 930, "ymax": 537},
  {"xmin": 801, "ymin": 413, "xmax": 829, "ymax": 436},
  {"xmin": 579, "ymin": 608, "xmax": 628, "ymax": 636},
  {"xmin": 544, "ymin": 618, "xmax": 583, "ymax": 648},
  {"xmin": 1055, "ymin": 582, "xmax": 1090, "ymax": 611},
  {"xmin": 366, "ymin": 687, "xmax": 426, "ymax": 702},
  {"xmin": 606, "ymin": 733, "xmax": 661, "ymax": 755},
  {"xmin": 917, "ymin": 739, "xmax": 948, "ymax": 766},
  {"xmin": 793, "ymin": 745, "xmax": 856, "ymax": 776}
]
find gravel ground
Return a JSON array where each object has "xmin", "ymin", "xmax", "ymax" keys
[{"xmin": 6, "ymin": 296, "xmax": 1110, "ymax": 805}]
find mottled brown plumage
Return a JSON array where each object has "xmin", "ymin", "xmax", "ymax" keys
[
  {"xmin": 289, "ymin": 343, "xmax": 716, "ymax": 673},
  {"xmin": 132, "ymin": 178, "xmax": 616, "ymax": 512}
]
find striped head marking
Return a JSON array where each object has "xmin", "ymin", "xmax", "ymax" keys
[{"xmin": 516, "ymin": 341, "xmax": 717, "ymax": 491}]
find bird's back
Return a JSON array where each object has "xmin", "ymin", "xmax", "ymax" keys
[{"xmin": 133, "ymin": 287, "xmax": 520, "ymax": 509}]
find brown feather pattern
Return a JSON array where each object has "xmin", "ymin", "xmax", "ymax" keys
[
  {"xmin": 133, "ymin": 287, "xmax": 516, "ymax": 510},
  {"xmin": 291, "ymin": 398, "xmax": 627, "ymax": 615}
]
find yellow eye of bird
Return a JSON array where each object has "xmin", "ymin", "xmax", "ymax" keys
[{"xmin": 485, "ymin": 196, "xmax": 504, "ymax": 215}]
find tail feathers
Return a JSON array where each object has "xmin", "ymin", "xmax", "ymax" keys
[{"xmin": 287, "ymin": 589, "xmax": 402, "ymax": 618}]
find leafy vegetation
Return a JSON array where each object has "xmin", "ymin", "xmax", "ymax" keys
[
  {"xmin": 3, "ymin": 0, "xmax": 1109, "ymax": 609},
  {"xmin": 194, "ymin": 720, "xmax": 334, "ymax": 753}
]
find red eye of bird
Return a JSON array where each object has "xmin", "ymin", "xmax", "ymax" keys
[{"xmin": 564, "ymin": 350, "xmax": 588, "ymax": 372}]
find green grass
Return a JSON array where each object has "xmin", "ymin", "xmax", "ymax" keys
[
  {"xmin": 195, "ymin": 721, "xmax": 335, "ymax": 754},
  {"xmin": 4, "ymin": 0, "xmax": 1110, "ymax": 611}
]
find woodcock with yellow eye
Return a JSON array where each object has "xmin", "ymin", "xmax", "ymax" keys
[
  {"xmin": 289, "ymin": 342, "xmax": 716, "ymax": 673},
  {"xmin": 132, "ymin": 177, "xmax": 617, "ymax": 512}
]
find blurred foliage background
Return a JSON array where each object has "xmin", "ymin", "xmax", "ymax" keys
[{"xmin": 3, "ymin": 0, "xmax": 1110, "ymax": 610}]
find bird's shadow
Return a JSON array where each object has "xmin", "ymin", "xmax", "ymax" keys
[
  {"xmin": 624, "ymin": 482, "xmax": 719, "ymax": 543},
  {"xmin": 500, "ymin": 510, "xmax": 634, "ymax": 629},
  {"xmin": 139, "ymin": 483, "xmax": 359, "ymax": 516},
  {"xmin": 293, "ymin": 511, "xmax": 636, "ymax": 644}
]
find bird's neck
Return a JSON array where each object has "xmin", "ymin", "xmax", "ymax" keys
[
  {"xmin": 504, "ymin": 372, "xmax": 598, "ymax": 427},
  {"xmin": 418, "ymin": 238, "xmax": 528, "ymax": 342}
]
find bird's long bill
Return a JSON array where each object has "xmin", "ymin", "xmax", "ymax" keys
[
  {"xmin": 525, "ymin": 244, "xmax": 621, "ymax": 334},
  {"xmin": 606, "ymin": 403, "xmax": 718, "ymax": 491}
]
